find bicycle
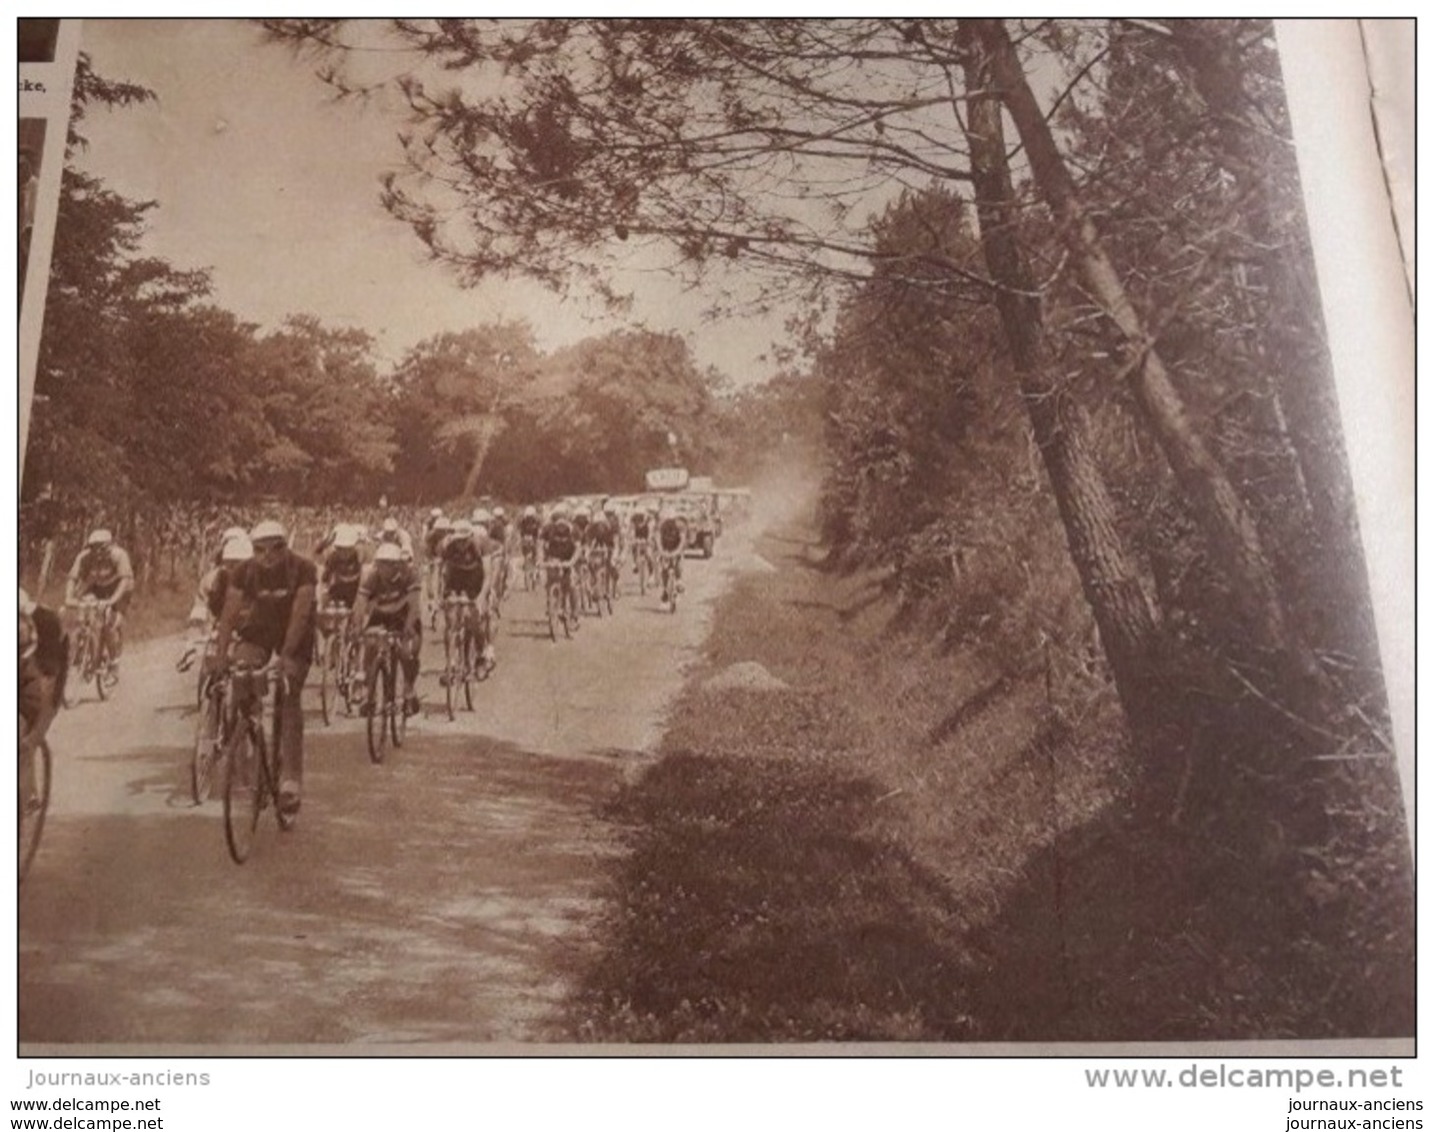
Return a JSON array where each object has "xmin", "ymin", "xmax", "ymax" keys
[
  {"xmin": 68, "ymin": 597, "xmax": 118, "ymax": 702},
  {"xmin": 589, "ymin": 546, "xmax": 615, "ymax": 617},
  {"xmin": 521, "ymin": 537, "xmax": 540, "ymax": 591},
  {"xmin": 658, "ymin": 550, "xmax": 682, "ymax": 614},
  {"xmin": 544, "ymin": 563, "xmax": 578, "ymax": 642},
  {"xmin": 191, "ymin": 650, "xmax": 231, "ymax": 805},
  {"xmin": 314, "ymin": 603, "xmax": 352, "ymax": 727},
  {"xmin": 221, "ymin": 660, "xmax": 292, "ymax": 865},
  {"xmin": 360, "ymin": 627, "xmax": 409, "ymax": 764},
  {"xmin": 440, "ymin": 594, "xmax": 477, "ymax": 720},
  {"xmin": 19, "ymin": 736, "xmax": 51, "ymax": 884},
  {"xmin": 634, "ymin": 539, "xmax": 654, "ymax": 596}
]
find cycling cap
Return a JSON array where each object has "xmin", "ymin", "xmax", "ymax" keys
[
  {"xmin": 433, "ymin": 516, "xmax": 452, "ymax": 531},
  {"xmin": 382, "ymin": 517, "xmax": 399, "ymax": 533},
  {"xmin": 453, "ymin": 518, "xmax": 474, "ymax": 536},
  {"xmin": 473, "ymin": 508, "xmax": 492, "ymax": 524},
  {"xmin": 493, "ymin": 506, "xmax": 506, "ymax": 518},
  {"xmin": 250, "ymin": 519, "xmax": 287, "ymax": 543},
  {"xmin": 374, "ymin": 542, "xmax": 403, "ymax": 562},
  {"xmin": 221, "ymin": 526, "xmax": 246, "ymax": 544},
  {"xmin": 221, "ymin": 535, "xmax": 254, "ymax": 562},
  {"xmin": 523, "ymin": 505, "xmax": 537, "ymax": 518},
  {"xmin": 334, "ymin": 525, "xmax": 360, "ymax": 549},
  {"xmin": 430, "ymin": 507, "xmax": 443, "ymax": 518},
  {"xmin": 87, "ymin": 528, "xmax": 113, "ymax": 546}
]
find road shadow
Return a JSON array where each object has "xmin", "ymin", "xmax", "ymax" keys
[{"xmin": 20, "ymin": 732, "xmax": 630, "ymax": 1048}]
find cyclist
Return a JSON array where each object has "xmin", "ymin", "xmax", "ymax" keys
[
  {"xmin": 540, "ymin": 504, "xmax": 582, "ymax": 626},
  {"xmin": 656, "ymin": 505, "xmax": 689, "ymax": 601},
  {"xmin": 179, "ymin": 532, "xmax": 253, "ymax": 673},
  {"xmin": 630, "ymin": 501, "xmax": 655, "ymax": 573},
  {"xmin": 376, "ymin": 516, "xmax": 415, "ymax": 563},
  {"xmin": 438, "ymin": 518, "xmax": 495, "ymax": 678},
  {"xmin": 320, "ymin": 525, "xmax": 364, "ymax": 611},
  {"xmin": 351, "ymin": 542, "xmax": 423, "ymax": 718},
  {"xmin": 585, "ymin": 507, "xmax": 619, "ymax": 604},
  {"xmin": 64, "ymin": 528, "xmax": 135, "ymax": 673},
  {"xmin": 517, "ymin": 505, "xmax": 542, "ymax": 585},
  {"xmin": 20, "ymin": 588, "xmax": 68, "ymax": 757},
  {"xmin": 212, "ymin": 519, "xmax": 317, "ymax": 821}
]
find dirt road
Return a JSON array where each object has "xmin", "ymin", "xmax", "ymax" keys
[{"xmin": 19, "ymin": 536, "xmax": 752, "ymax": 1050}]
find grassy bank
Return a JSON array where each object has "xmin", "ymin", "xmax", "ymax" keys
[{"xmin": 567, "ymin": 516, "xmax": 1413, "ymax": 1044}]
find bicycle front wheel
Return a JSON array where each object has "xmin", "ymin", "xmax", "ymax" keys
[
  {"xmin": 319, "ymin": 634, "xmax": 337, "ymax": 727},
  {"xmin": 222, "ymin": 725, "xmax": 261, "ymax": 864},
  {"xmin": 443, "ymin": 625, "xmax": 458, "ymax": 722},
  {"xmin": 366, "ymin": 660, "xmax": 388, "ymax": 764},
  {"xmin": 19, "ymin": 740, "xmax": 52, "ymax": 884},
  {"xmin": 191, "ymin": 684, "xmax": 223, "ymax": 804},
  {"xmin": 389, "ymin": 657, "xmax": 406, "ymax": 749}
]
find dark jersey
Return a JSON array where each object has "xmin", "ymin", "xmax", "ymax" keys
[
  {"xmin": 586, "ymin": 518, "xmax": 617, "ymax": 550},
  {"xmin": 359, "ymin": 561, "xmax": 420, "ymax": 618},
  {"xmin": 441, "ymin": 533, "xmax": 486, "ymax": 584},
  {"xmin": 658, "ymin": 518, "xmax": 686, "ymax": 553},
  {"xmin": 323, "ymin": 546, "xmax": 363, "ymax": 589},
  {"xmin": 518, "ymin": 515, "xmax": 541, "ymax": 539},
  {"xmin": 231, "ymin": 550, "xmax": 318, "ymax": 656},
  {"xmin": 631, "ymin": 512, "xmax": 652, "ymax": 539},
  {"xmin": 542, "ymin": 520, "xmax": 579, "ymax": 563},
  {"xmin": 489, "ymin": 518, "xmax": 509, "ymax": 544}
]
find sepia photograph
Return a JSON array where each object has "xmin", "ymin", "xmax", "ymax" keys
[{"xmin": 16, "ymin": 18, "xmax": 1413, "ymax": 1057}]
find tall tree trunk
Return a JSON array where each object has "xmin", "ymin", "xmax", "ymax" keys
[
  {"xmin": 974, "ymin": 18, "xmax": 1313, "ymax": 680},
  {"xmin": 460, "ymin": 416, "xmax": 503, "ymax": 502},
  {"xmin": 1170, "ymin": 19, "xmax": 1363, "ymax": 634},
  {"xmin": 957, "ymin": 23, "xmax": 1170, "ymax": 753}
]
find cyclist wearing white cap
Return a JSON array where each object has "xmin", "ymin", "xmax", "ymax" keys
[
  {"xmin": 351, "ymin": 541, "xmax": 423, "ymax": 717},
  {"xmin": 212, "ymin": 519, "xmax": 318, "ymax": 821},
  {"xmin": 375, "ymin": 516, "xmax": 415, "ymax": 562},
  {"xmin": 320, "ymin": 524, "xmax": 364, "ymax": 610},
  {"xmin": 64, "ymin": 527, "xmax": 135, "ymax": 671},
  {"xmin": 179, "ymin": 533, "xmax": 253, "ymax": 674}
]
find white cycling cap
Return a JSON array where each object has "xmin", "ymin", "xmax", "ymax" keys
[
  {"xmin": 87, "ymin": 528, "xmax": 113, "ymax": 546},
  {"xmin": 374, "ymin": 542, "xmax": 403, "ymax": 562},
  {"xmin": 250, "ymin": 519, "xmax": 287, "ymax": 543},
  {"xmin": 333, "ymin": 525, "xmax": 360, "ymax": 549},
  {"xmin": 221, "ymin": 534, "xmax": 254, "ymax": 562}
]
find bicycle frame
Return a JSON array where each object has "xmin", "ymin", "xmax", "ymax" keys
[{"xmin": 222, "ymin": 660, "xmax": 287, "ymax": 864}]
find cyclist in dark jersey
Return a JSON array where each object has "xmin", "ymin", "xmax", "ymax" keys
[
  {"xmin": 353, "ymin": 541, "xmax": 424, "ymax": 717},
  {"xmin": 213, "ymin": 519, "xmax": 317, "ymax": 821},
  {"xmin": 321, "ymin": 525, "xmax": 364, "ymax": 610}
]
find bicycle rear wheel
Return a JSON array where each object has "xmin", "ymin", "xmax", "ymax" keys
[
  {"xmin": 191, "ymin": 682, "xmax": 223, "ymax": 804},
  {"xmin": 19, "ymin": 740, "xmax": 51, "ymax": 884},
  {"xmin": 388, "ymin": 659, "xmax": 406, "ymax": 749},
  {"xmin": 223, "ymin": 725, "xmax": 261, "ymax": 864},
  {"xmin": 462, "ymin": 631, "xmax": 476, "ymax": 711},
  {"xmin": 443, "ymin": 624, "xmax": 458, "ymax": 721},
  {"xmin": 319, "ymin": 634, "xmax": 337, "ymax": 726},
  {"xmin": 366, "ymin": 660, "xmax": 388, "ymax": 764}
]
